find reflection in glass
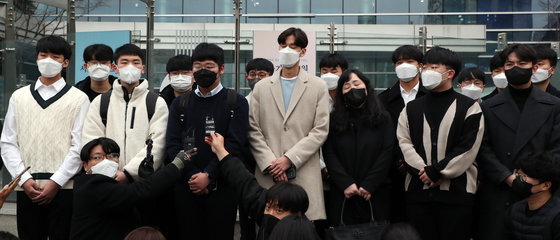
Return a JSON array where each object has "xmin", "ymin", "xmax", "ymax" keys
[
  {"xmin": 279, "ymin": 0, "xmax": 311, "ymax": 23},
  {"xmin": 343, "ymin": 0, "xmax": 375, "ymax": 24}
]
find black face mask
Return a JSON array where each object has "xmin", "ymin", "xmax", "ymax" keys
[
  {"xmin": 194, "ymin": 69, "xmax": 218, "ymax": 88},
  {"xmin": 248, "ymin": 78, "xmax": 261, "ymax": 91},
  {"xmin": 511, "ymin": 178, "xmax": 534, "ymax": 198},
  {"xmin": 343, "ymin": 88, "xmax": 367, "ymax": 107},
  {"xmin": 505, "ymin": 66, "xmax": 533, "ymax": 86},
  {"xmin": 259, "ymin": 214, "xmax": 280, "ymax": 240}
]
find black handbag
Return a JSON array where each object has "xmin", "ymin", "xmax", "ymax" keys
[{"xmin": 325, "ymin": 198, "xmax": 389, "ymax": 240}]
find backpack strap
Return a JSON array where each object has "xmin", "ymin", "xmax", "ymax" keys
[
  {"xmin": 226, "ymin": 88, "xmax": 238, "ymax": 118},
  {"xmin": 99, "ymin": 90, "xmax": 112, "ymax": 127},
  {"xmin": 145, "ymin": 91, "xmax": 159, "ymax": 122}
]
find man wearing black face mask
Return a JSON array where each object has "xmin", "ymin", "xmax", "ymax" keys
[
  {"xmin": 165, "ymin": 43, "xmax": 249, "ymax": 239},
  {"xmin": 504, "ymin": 152, "xmax": 560, "ymax": 240},
  {"xmin": 477, "ymin": 44, "xmax": 560, "ymax": 240}
]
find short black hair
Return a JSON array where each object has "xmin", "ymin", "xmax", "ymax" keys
[
  {"xmin": 265, "ymin": 182, "xmax": 309, "ymax": 215},
  {"xmin": 191, "ymin": 43, "xmax": 224, "ymax": 67},
  {"xmin": 166, "ymin": 55, "xmax": 193, "ymax": 73},
  {"xmin": 268, "ymin": 215, "xmax": 320, "ymax": 240},
  {"xmin": 515, "ymin": 152, "xmax": 560, "ymax": 193},
  {"xmin": 80, "ymin": 137, "xmax": 120, "ymax": 163},
  {"xmin": 501, "ymin": 44, "xmax": 537, "ymax": 65},
  {"xmin": 246, "ymin": 58, "xmax": 274, "ymax": 75},
  {"xmin": 0, "ymin": 231, "xmax": 19, "ymax": 240},
  {"xmin": 423, "ymin": 46, "xmax": 462, "ymax": 79},
  {"xmin": 36, "ymin": 35, "xmax": 72, "ymax": 60},
  {"xmin": 533, "ymin": 45, "xmax": 558, "ymax": 67},
  {"xmin": 490, "ymin": 52, "xmax": 505, "ymax": 71},
  {"xmin": 83, "ymin": 44, "xmax": 113, "ymax": 63},
  {"xmin": 392, "ymin": 45, "xmax": 423, "ymax": 64},
  {"xmin": 457, "ymin": 67, "xmax": 486, "ymax": 84},
  {"xmin": 319, "ymin": 53, "xmax": 349, "ymax": 71},
  {"xmin": 277, "ymin": 28, "xmax": 308, "ymax": 49},
  {"xmin": 114, "ymin": 43, "xmax": 144, "ymax": 63},
  {"xmin": 381, "ymin": 223, "xmax": 422, "ymax": 240}
]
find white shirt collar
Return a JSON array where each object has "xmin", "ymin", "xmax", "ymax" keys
[
  {"xmin": 34, "ymin": 77, "xmax": 66, "ymax": 91},
  {"xmin": 399, "ymin": 82, "xmax": 419, "ymax": 95},
  {"xmin": 195, "ymin": 83, "xmax": 224, "ymax": 98}
]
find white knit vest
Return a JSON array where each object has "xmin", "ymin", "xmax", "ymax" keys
[{"xmin": 13, "ymin": 84, "xmax": 87, "ymax": 177}]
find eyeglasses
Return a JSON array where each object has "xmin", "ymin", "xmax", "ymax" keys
[
  {"xmin": 193, "ymin": 63, "xmax": 218, "ymax": 70},
  {"xmin": 248, "ymin": 71, "xmax": 269, "ymax": 79},
  {"xmin": 90, "ymin": 153, "xmax": 120, "ymax": 161}
]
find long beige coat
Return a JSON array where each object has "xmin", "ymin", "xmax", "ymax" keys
[{"xmin": 248, "ymin": 69, "xmax": 330, "ymax": 220}]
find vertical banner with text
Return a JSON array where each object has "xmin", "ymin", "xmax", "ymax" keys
[{"xmin": 253, "ymin": 30, "xmax": 316, "ymax": 75}]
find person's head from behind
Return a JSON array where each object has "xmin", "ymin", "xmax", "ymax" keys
[
  {"xmin": 246, "ymin": 58, "xmax": 274, "ymax": 90},
  {"xmin": 268, "ymin": 215, "xmax": 320, "ymax": 240},
  {"xmin": 83, "ymin": 44, "xmax": 114, "ymax": 82},
  {"xmin": 490, "ymin": 52, "xmax": 508, "ymax": 89},
  {"xmin": 457, "ymin": 67, "xmax": 486, "ymax": 100},
  {"xmin": 113, "ymin": 44, "xmax": 145, "ymax": 85},
  {"xmin": 319, "ymin": 53, "xmax": 349, "ymax": 90},
  {"xmin": 392, "ymin": 45, "xmax": 423, "ymax": 83},
  {"xmin": 36, "ymin": 35, "xmax": 72, "ymax": 79},
  {"xmin": 124, "ymin": 226, "xmax": 166, "ymax": 240},
  {"xmin": 531, "ymin": 45, "xmax": 557, "ymax": 84},
  {"xmin": 166, "ymin": 55, "xmax": 193, "ymax": 93},
  {"xmin": 513, "ymin": 152, "xmax": 560, "ymax": 198},
  {"xmin": 191, "ymin": 43, "xmax": 225, "ymax": 89},
  {"xmin": 381, "ymin": 223, "xmax": 422, "ymax": 240},
  {"xmin": 501, "ymin": 44, "xmax": 537, "ymax": 87},
  {"xmin": 421, "ymin": 46, "xmax": 462, "ymax": 92},
  {"xmin": 80, "ymin": 138, "xmax": 120, "ymax": 178},
  {"xmin": 277, "ymin": 28, "xmax": 308, "ymax": 68}
]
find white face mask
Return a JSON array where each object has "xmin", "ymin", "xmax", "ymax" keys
[
  {"xmin": 89, "ymin": 159, "xmax": 118, "ymax": 178},
  {"xmin": 492, "ymin": 73, "xmax": 508, "ymax": 89},
  {"xmin": 421, "ymin": 70, "xmax": 447, "ymax": 90},
  {"xmin": 37, "ymin": 57, "xmax": 63, "ymax": 78},
  {"xmin": 531, "ymin": 68, "xmax": 551, "ymax": 83},
  {"xmin": 88, "ymin": 64, "xmax": 112, "ymax": 82},
  {"xmin": 118, "ymin": 64, "xmax": 142, "ymax": 84},
  {"xmin": 395, "ymin": 63, "xmax": 419, "ymax": 82},
  {"xmin": 320, "ymin": 73, "xmax": 339, "ymax": 90},
  {"xmin": 461, "ymin": 84, "xmax": 483, "ymax": 100},
  {"xmin": 170, "ymin": 74, "xmax": 193, "ymax": 93},
  {"xmin": 278, "ymin": 47, "xmax": 301, "ymax": 68}
]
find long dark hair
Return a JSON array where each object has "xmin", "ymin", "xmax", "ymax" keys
[{"xmin": 331, "ymin": 69, "xmax": 385, "ymax": 133}]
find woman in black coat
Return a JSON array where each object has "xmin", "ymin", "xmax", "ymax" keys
[{"xmin": 323, "ymin": 69, "xmax": 395, "ymax": 226}]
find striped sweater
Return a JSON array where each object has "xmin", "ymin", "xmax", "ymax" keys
[{"xmin": 397, "ymin": 88, "xmax": 484, "ymax": 203}]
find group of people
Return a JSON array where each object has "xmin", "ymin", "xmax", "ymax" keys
[{"xmin": 0, "ymin": 26, "xmax": 559, "ymax": 240}]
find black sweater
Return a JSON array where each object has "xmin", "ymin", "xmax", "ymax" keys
[
  {"xmin": 74, "ymin": 75, "xmax": 117, "ymax": 102},
  {"xmin": 166, "ymin": 87, "xmax": 249, "ymax": 179}
]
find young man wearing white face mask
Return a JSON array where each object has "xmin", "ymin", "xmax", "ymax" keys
[
  {"xmin": 319, "ymin": 52, "xmax": 348, "ymax": 109},
  {"xmin": 159, "ymin": 54, "xmax": 194, "ymax": 108},
  {"xmin": 531, "ymin": 45, "xmax": 560, "ymax": 98},
  {"xmin": 248, "ymin": 27, "xmax": 330, "ymax": 223},
  {"xmin": 482, "ymin": 52, "xmax": 507, "ymax": 101},
  {"xmin": 75, "ymin": 44, "xmax": 117, "ymax": 102},
  {"xmin": 379, "ymin": 45, "xmax": 429, "ymax": 223},
  {"xmin": 1, "ymin": 35, "xmax": 89, "ymax": 240},
  {"xmin": 397, "ymin": 47, "xmax": 484, "ymax": 240},
  {"xmin": 457, "ymin": 67, "xmax": 486, "ymax": 102},
  {"xmin": 82, "ymin": 43, "xmax": 168, "ymax": 185}
]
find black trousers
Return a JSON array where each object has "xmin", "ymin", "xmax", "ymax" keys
[
  {"xmin": 175, "ymin": 181, "xmax": 238, "ymax": 240},
  {"xmin": 17, "ymin": 190, "xmax": 73, "ymax": 240},
  {"xmin": 406, "ymin": 200, "xmax": 474, "ymax": 240}
]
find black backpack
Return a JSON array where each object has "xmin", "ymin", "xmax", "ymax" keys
[{"xmin": 99, "ymin": 90, "xmax": 159, "ymax": 127}]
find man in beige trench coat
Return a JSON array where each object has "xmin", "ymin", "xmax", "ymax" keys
[{"xmin": 248, "ymin": 27, "xmax": 330, "ymax": 221}]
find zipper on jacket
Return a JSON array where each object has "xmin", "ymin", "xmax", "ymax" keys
[
  {"xmin": 130, "ymin": 107, "xmax": 136, "ymax": 129},
  {"xmin": 123, "ymin": 91, "xmax": 133, "ymax": 162}
]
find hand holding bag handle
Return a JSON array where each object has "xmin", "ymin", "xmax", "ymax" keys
[{"xmin": 326, "ymin": 196, "xmax": 389, "ymax": 240}]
